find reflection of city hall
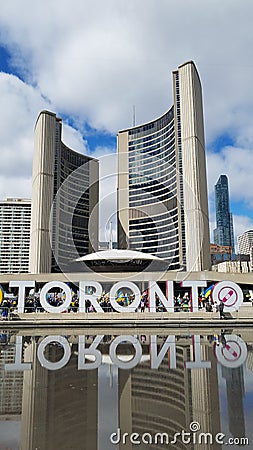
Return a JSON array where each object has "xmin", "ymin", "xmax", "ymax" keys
[
  {"xmin": 0, "ymin": 329, "xmax": 249, "ymax": 443},
  {"xmin": 1, "ymin": 335, "xmax": 249, "ymax": 450}
]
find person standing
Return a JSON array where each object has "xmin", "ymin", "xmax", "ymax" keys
[
  {"xmin": 140, "ymin": 299, "xmax": 145, "ymax": 312},
  {"xmin": 219, "ymin": 301, "xmax": 225, "ymax": 319}
]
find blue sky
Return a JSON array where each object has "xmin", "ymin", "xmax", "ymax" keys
[
  {"xmin": 0, "ymin": 0, "xmax": 253, "ymax": 244},
  {"xmin": 0, "ymin": 46, "xmax": 11, "ymax": 73}
]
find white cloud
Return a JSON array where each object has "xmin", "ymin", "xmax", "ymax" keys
[
  {"xmin": 0, "ymin": 72, "xmax": 47, "ymax": 197},
  {"xmin": 1, "ymin": 0, "xmax": 253, "ymax": 139},
  {"xmin": 61, "ymin": 123, "xmax": 88, "ymax": 154},
  {"xmin": 0, "ymin": 72, "xmax": 91, "ymax": 200},
  {"xmin": 0, "ymin": 175, "xmax": 31, "ymax": 200}
]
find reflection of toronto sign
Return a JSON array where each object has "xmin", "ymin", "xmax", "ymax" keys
[
  {"xmin": 10, "ymin": 279, "xmax": 244, "ymax": 313},
  {"xmin": 5, "ymin": 334, "xmax": 247, "ymax": 372}
]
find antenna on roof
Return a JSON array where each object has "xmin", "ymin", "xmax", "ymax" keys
[
  {"xmin": 109, "ymin": 221, "xmax": 113, "ymax": 250},
  {"xmin": 133, "ymin": 105, "xmax": 136, "ymax": 127}
]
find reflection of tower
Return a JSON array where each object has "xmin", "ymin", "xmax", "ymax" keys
[
  {"xmin": 190, "ymin": 343, "xmax": 221, "ymax": 450},
  {"xmin": 117, "ymin": 339, "xmax": 221, "ymax": 450},
  {"xmin": 21, "ymin": 339, "xmax": 98, "ymax": 450},
  {"xmin": 221, "ymin": 365, "xmax": 245, "ymax": 438},
  {"xmin": 130, "ymin": 346, "xmax": 191, "ymax": 450},
  {"xmin": 247, "ymin": 347, "xmax": 253, "ymax": 372},
  {"xmin": 98, "ymin": 364, "xmax": 118, "ymax": 450},
  {"xmin": 115, "ymin": 342, "xmax": 192, "ymax": 449}
]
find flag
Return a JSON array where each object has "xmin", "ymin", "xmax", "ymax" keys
[
  {"xmin": 204, "ymin": 285, "xmax": 214, "ymax": 298},
  {"xmin": 0, "ymin": 286, "xmax": 4, "ymax": 306}
]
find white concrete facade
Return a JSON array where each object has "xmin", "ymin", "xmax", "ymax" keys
[
  {"xmin": 30, "ymin": 112, "xmax": 56, "ymax": 274},
  {"xmin": 175, "ymin": 62, "xmax": 210, "ymax": 271}
]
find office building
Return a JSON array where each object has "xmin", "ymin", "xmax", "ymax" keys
[
  {"xmin": 238, "ymin": 230, "xmax": 253, "ymax": 270},
  {"xmin": 117, "ymin": 61, "xmax": 210, "ymax": 271},
  {"xmin": 210, "ymin": 243, "xmax": 232, "ymax": 266},
  {"xmin": 210, "ymin": 243, "xmax": 232, "ymax": 256},
  {"xmin": 213, "ymin": 175, "xmax": 234, "ymax": 252},
  {"xmin": 29, "ymin": 111, "xmax": 99, "ymax": 274},
  {"xmin": 0, "ymin": 198, "xmax": 31, "ymax": 273},
  {"xmin": 212, "ymin": 259, "xmax": 250, "ymax": 273}
]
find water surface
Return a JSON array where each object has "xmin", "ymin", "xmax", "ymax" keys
[{"xmin": 0, "ymin": 328, "xmax": 252, "ymax": 449}]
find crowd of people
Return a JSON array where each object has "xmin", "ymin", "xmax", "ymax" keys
[{"xmin": 0, "ymin": 288, "xmax": 226, "ymax": 319}]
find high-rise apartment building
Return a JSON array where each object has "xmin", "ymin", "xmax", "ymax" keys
[
  {"xmin": 213, "ymin": 175, "xmax": 234, "ymax": 252},
  {"xmin": 0, "ymin": 198, "xmax": 31, "ymax": 273},
  {"xmin": 29, "ymin": 111, "xmax": 99, "ymax": 274},
  {"xmin": 117, "ymin": 61, "xmax": 210, "ymax": 271}
]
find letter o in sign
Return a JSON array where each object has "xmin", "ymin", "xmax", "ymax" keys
[
  {"xmin": 212, "ymin": 281, "xmax": 243, "ymax": 311},
  {"xmin": 40, "ymin": 281, "xmax": 72, "ymax": 313}
]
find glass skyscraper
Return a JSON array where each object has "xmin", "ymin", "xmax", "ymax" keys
[{"xmin": 213, "ymin": 175, "xmax": 234, "ymax": 252}]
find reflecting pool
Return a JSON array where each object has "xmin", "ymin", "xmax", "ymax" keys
[{"xmin": 0, "ymin": 328, "xmax": 252, "ymax": 449}]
